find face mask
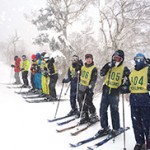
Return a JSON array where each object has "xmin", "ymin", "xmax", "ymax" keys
[
  {"xmin": 135, "ymin": 60, "xmax": 145, "ymax": 70},
  {"xmin": 115, "ymin": 62, "xmax": 120, "ymax": 67}
]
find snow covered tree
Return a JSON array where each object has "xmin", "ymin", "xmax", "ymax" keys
[
  {"xmin": 29, "ymin": 0, "xmax": 92, "ymax": 55},
  {"xmin": 97, "ymin": 0, "xmax": 150, "ymax": 54},
  {"xmin": 91, "ymin": 0, "xmax": 150, "ymax": 71}
]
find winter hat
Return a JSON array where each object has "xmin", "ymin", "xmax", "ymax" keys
[
  {"xmin": 85, "ymin": 54, "xmax": 93, "ymax": 60},
  {"xmin": 41, "ymin": 52, "xmax": 46, "ymax": 57},
  {"xmin": 14, "ymin": 56, "xmax": 18, "ymax": 61}
]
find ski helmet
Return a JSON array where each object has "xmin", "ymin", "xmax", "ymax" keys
[
  {"xmin": 44, "ymin": 53, "xmax": 50, "ymax": 61},
  {"xmin": 134, "ymin": 53, "xmax": 146, "ymax": 62},
  {"xmin": 31, "ymin": 54, "xmax": 36, "ymax": 60},
  {"xmin": 36, "ymin": 53, "xmax": 41, "ymax": 59}
]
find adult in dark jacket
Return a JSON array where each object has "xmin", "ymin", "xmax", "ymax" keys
[
  {"xmin": 127, "ymin": 53, "xmax": 150, "ymax": 150},
  {"xmin": 62, "ymin": 55, "xmax": 83, "ymax": 116},
  {"xmin": 44, "ymin": 53, "xmax": 58, "ymax": 101},
  {"xmin": 99, "ymin": 50, "xmax": 130, "ymax": 135},
  {"xmin": 78, "ymin": 54, "xmax": 98, "ymax": 124},
  {"xmin": 11, "ymin": 56, "xmax": 21, "ymax": 84}
]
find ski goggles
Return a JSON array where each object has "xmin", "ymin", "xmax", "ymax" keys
[
  {"xmin": 113, "ymin": 55, "xmax": 122, "ymax": 62},
  {"xmin": 134, "ymin": 57, "xmax": 145, "ymax": 62}
]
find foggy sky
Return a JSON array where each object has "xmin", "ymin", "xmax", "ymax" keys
[{"xmin": 0, "ymin": 0, "xmax": 46, "ymax": 43}]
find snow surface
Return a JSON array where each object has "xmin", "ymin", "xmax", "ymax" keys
[{"xmin": 0, "ymin": 62, "xmax": 136, "ymax": 150}]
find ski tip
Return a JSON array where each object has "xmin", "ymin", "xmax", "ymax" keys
[
  {"xmin": 69, "ymin": 143, "xmax": 76, "ymax": 147},
  {"xmin": 87, "ymin": 146, "xmax": 94, "ymax": 150},
  {"xmin": 56, "ymin": 129, "xmax": 61, "ymax": 133},
  {"xmin": 47, "ymin": 119, "xmax": 55, "ymax": 123},
  {"xmin": 70, "ymin": 132, "xmax": 76, "ymax": 136}
]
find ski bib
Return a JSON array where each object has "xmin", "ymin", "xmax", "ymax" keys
[
  {"xmin": 104, "ymin": 64, "xmax": 124, "ymax": 89},
  {"xmin": 129, "ymin": 66, "xmax": 148, "ymax": 93},
  {"xmin": 70, "ymin": 66, "xmax": 76, "ymax": 78},
  {"xmin": 80, "ymin": 65, "xmax": 96, "ymax": 86}
]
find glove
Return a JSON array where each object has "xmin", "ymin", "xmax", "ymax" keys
[
  {"xmin": 20, "ymin": 68, "xmax": 24, "ymax": 71},
  {"xmin": 85, "ymin": 85, "xmax": 93, "ymax": 93},
  {"xmin": 62, "ymin": 78, "xmax": 67, "ymax": 83},
  {"xmin": 108, "ymin": 61, "xmax": 116, "ymax": 68},
  {"xmin": 11, "ymin": 64, "xmax": 15, "ymax": 68},
  {"xmin": 44, "ymin": 67, "xmax": 47, "ymax": 71},
  {"xmin": 44, "ymin": 72, "xmax": 50, "ymax": 77},
  {"xmin": 120, "ymin": 85, "xmax": 130, "ymax": 94}
]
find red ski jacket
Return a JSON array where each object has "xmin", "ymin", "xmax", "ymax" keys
[{"xmin": 14, "ymin": 58, "xmax": 21, "ymax": 72}]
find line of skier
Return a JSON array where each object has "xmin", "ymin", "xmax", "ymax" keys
[
  {"xmin": 62, "ymin": 50, "xmax": 150, "ymax": 150},
  {"xmin": 11, "ymin": 52, "xmax": 58, "ymax": 101},
  {"xmin": 11, "ymin": 50, "xmax": 150, "ymax": 150}
]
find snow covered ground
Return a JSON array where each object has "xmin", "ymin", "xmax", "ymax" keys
[{"xmin": 0, "ymin": 62, "xmax": 135, "ymax": 150}]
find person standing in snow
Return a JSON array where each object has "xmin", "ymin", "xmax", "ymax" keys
[
  {"xmin": 62, "ymin": 55, "xmax": 83, "ymax": 116},
  {"xmin": 44, "ymin": 53, "xmax": 58, "ymax": 101},
  {"xmin": 29, "ymin": 54, "xmax": 37, "ymax": 92},
  {"xmin": 33, "ymin": 53, "xmax": 42, "ymax": 94},
  {"xmin": 78, "ymin": 54, "xmax": 98, "ymax": 124},
  {"xmin": 20, "ymin": 55, "xmax": 30, "ymax": 88},
  {"xmin": 98, "ymin": 50, "xmax": 130, "ymax": 135},
  {"xmin": 125, "ymin": 53, "xmax": 150, "ymax": 150},
  {"xmin": 40, "ymin": 52, "xmax": 50, "ymax": 98},
  {"xmin": 11, "ymin": 56, "xmax": 21, "ymax": 84}
]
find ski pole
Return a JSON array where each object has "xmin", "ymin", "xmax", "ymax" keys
[
  {"xmin": 64, "ymin": 82, "xmax": 70, "ymax": 95},
  {"xmin": 122, "ymin": 94, "xmax": 126, "ymax": 150},
  {"xmin": 77, "ymin": 91, "xmax": 87, "ymax": 128},
  {"xmin": 75, "ymin": 71, "xmax": 80, "ymax": 109},
  {"xmin": 54, "ymin": 83, "xmax": 64, "ymax": 118},
  {"xmin": 9, "ymin": 67, "xmax": 14, "ymax": 84}
]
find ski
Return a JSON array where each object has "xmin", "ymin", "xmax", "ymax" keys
[
  {"xmin": 15, "ymin": 91, "xmax": 35, "ymax": 95},
  {"xmin": 56, "ymin": 123, "xmax": 78, "ymax": 132},
  {"xmin": 25, "ymin": 98, "xmax": 68, "ymax": 103},
  {"xmin": 56, "ymin": 121, "xmax": 90, "ymax": 133},
  {"xmin": 48, "ymin": 114, "xmax": 74, "ymax": 123},
  {"xmin": 70, "ymin": 121, "xmax": 98, "ymax": 136},
  {"xmin": 23, "ymin": 95, "xmax": 45, "ymax": 99},
  {"xmin": 57, "ymin": 117, "xmax": 76, "ymax": 126},
  {"xmin": 69, "ymin": 129, "xmax": 109, "ymax": 147},
  {"xmin": 87, "ymin": 127, "xmax": 130, "ymax": 150}
]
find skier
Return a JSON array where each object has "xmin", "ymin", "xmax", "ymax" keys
[
  {"xmin": 40, "ymin": 52, "xmax": 50, "ymax": 97},
  {"xmin": 34, "ymin": 53, "xmax": 42, "ymax": 94},
  {"xmin": 44, "ymin": 53, "xmax": 58, "ymax": 101},
  {"xmin": 78, "ymin": 54, "xmax": 98, "ymax": 124},
  {"xmin": 29, "ymin": 54, "xmax": 37, "ymax": 92},
  {"xmin": 99, "ymin": 50, "xmax": 130, "ymax": 135},
  {"xmin": 62, "ymin": 55, "xmax": 83, "ymax": 116},
  {"xmin": 20, "ymin": 55, "xmax": 30, "ymax": 88},
  {"xmin": 11, "ymin": 56, "xmax": 21, "ymax": 84},
  {"xmin": 126, "ymin": 53, "xmax": 150, "ymax": 150}
]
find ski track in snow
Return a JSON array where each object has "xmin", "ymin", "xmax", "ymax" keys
[{"xmin": 0, "ymin": 62, "xmax": 135, "ymax": 150}]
